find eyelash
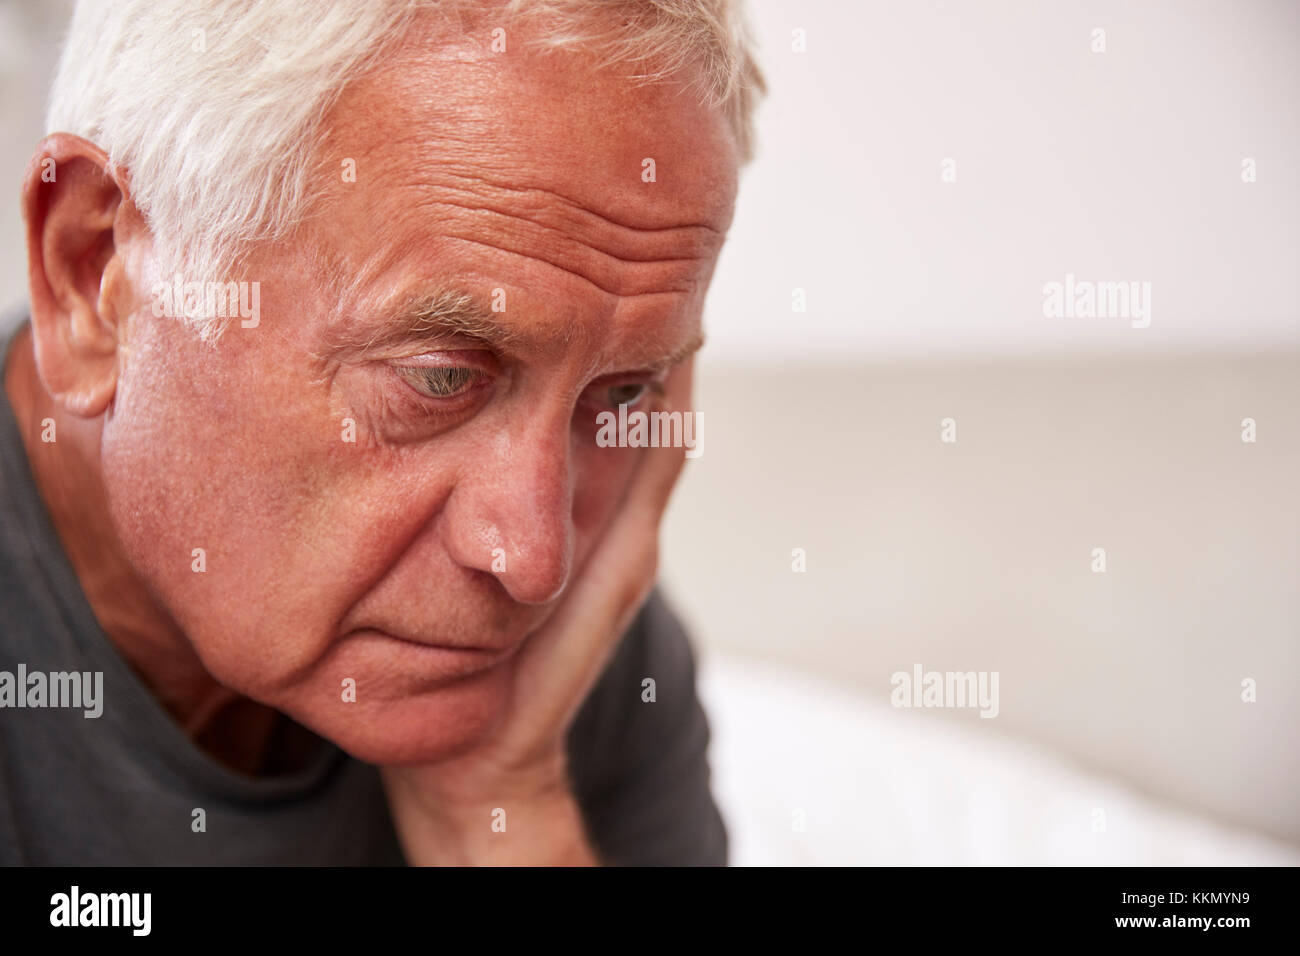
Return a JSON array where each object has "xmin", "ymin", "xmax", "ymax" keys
[{"xmin": 395, "ymin": 365, "xmax": 488, "ymax": 399}]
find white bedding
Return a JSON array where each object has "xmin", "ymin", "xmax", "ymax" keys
[{"xmin": 697, "ymin": 653, "xmax": 1300, "ymax": 866}]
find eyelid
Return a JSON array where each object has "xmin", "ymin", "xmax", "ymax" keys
[
  {"xmin": 576, "ymin": 377, "xmax": 664, "ymax": 413},
  {"xmin": 590, "ymin": 366, "xmax": 669, "ymax": 387},
  {"xmin": 388, "ymin": 348, "xmax": 497, "ymax": 369},
  {"xmin": 386, "ymin": 349, "xmax": 498, "ymax": 386}
]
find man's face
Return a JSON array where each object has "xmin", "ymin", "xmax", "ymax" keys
[{"xmin": 100, "ymin": 32, "xmax": 738, "ymax": 764}]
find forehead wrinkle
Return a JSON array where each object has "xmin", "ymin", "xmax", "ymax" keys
[
  {"xmin": 439, "ymin": 163, "xmax": 729, "ymax": 238},
  {"xmin": 434, "ymin": 232, "xmax": 702, "ymax": 300},
  {"xmin": 398, "ymin": 164, "xmax": 728, "ymax": 260},
  {"xmin": 393, "ymin": 197, "xmax": 717, "ymax": 300}
]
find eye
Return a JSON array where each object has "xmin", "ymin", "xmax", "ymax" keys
[
  {"xmin": 580, "ymin": 378, "xmax": 661, "ymax": 411},
  {"xmin": 394, "ymin": 365, "xmax": 486, "ymax": 399},
  {"xmin": 605, "ymin": 383, "xmax": 649, "ymax": 407}
]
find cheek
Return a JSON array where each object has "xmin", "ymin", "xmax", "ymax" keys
[
  {"xmin": 99, "ymin": 321, "xmax": 388, "ymax": 695},
  {"xmin": 102, "ymin": 322, "xmax": 251, "ymax": 590}
]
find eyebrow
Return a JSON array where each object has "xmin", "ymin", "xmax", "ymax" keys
[
  {"xmin": 323, "ymin": 286, "xmax": 705, "ymax": 371},
  {"xmin": 646, "ymin": 328, "xmax": 706, "ymax": 372},
  {"xmin": 323, "ymin": 287, "xmax": 517, "ymax": 357}
]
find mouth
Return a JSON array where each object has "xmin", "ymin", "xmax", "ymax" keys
[{"xmin": 350, "ymin": 628, "xmax": 522, "ymax": 680}]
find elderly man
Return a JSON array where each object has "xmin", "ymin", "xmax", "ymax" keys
[{"xmin": 0, "ymin": 0, "xmax": 763, "ymax": 865}]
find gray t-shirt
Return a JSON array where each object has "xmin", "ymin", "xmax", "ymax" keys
[{"xmin": 0, "ymin": 316, "xmax": 726, "ymax": 866}]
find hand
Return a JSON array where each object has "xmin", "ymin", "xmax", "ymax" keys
[{"xmin": 381, "ymin": 359, "xmax": 696, "ymax": 865}]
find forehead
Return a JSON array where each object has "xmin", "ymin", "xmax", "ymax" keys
[
  {"xmin": 345, "ymin": 24, "xmax": 737, "ymax": 219},
  {"xmin": 305, "ymin": 23, "xmax": 738, "ymax": 364}
]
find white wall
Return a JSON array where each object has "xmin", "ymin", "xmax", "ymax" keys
[
  {"xmin": 709, "ymin": 0, "xmax": 1300, "ymax": 360},
  {"xmin": 0, "ymin": 1, "xmax": 72, "ymax": 314}
]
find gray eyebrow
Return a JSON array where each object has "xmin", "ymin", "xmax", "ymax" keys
[
  {"xmin": 320, "ymin": 285, "xmax": 703, "ymax": 370},
  {"xmin": 393, "ymin": 288, "xmax": 520, "ymax": 349},
  {"xmin": 648, "ymin": 328, "xmax": 705, "ymax": 371},
  {"xmin": 321, "ymin": 287, "xmax": 520, "ymax": 358}
]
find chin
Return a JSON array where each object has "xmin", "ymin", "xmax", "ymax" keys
[{"xmin": 287, "ymin": 661, "xmax": 516, "ymax": 766}]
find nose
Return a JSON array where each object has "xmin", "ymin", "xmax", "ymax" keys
[{"xmin": 438, "ymin": 414, "xmax": 574, "ymax": 605}]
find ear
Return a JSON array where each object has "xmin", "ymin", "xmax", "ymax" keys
[{"xmin": 22, "ymin": 133, "xmax": 135, "ymax": 418}]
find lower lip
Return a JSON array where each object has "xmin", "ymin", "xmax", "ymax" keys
[{"xmin": 355, "ymin": 629, "xmax": 516, "ymax": 679}]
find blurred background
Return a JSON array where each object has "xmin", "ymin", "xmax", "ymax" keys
[{"xmin": 2, "ymin": 0, "xmax": 1297, "ymax": 864}]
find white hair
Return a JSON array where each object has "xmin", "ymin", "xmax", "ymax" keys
[{"xmin": 45, "ymin": 0, "xmax": 765, "ymax": 339}]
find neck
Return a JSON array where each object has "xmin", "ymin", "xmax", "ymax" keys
[{"xmin": 3, "ymin": 324, "xmax": 303, "ymax": 776}]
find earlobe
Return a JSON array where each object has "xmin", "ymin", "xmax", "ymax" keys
[{"xmin": 22, "ymin": 133, "xmax": 130, "ymax": 419}]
